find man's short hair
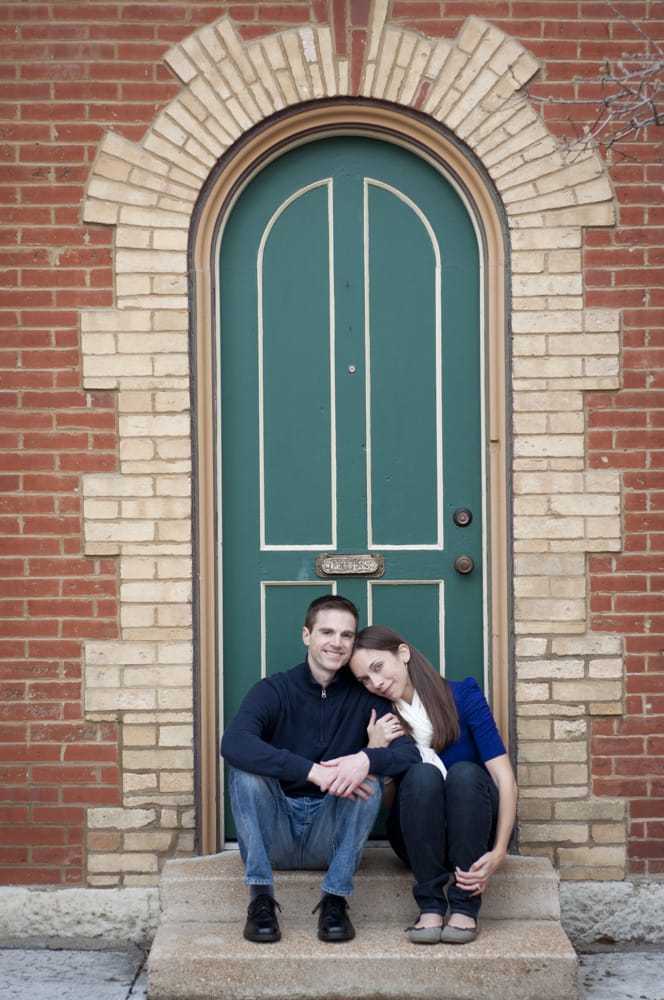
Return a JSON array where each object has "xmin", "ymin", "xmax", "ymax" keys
[{"xmin": 304, "ymin": 594, "xmax": 359, "ymax": 632}]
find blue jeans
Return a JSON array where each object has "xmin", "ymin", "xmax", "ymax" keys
[
  {"xmin": 229, "ymin": 767, "xmax": 382, "ymax": 897},
  {"xmin": 386, "ymin": 760, "xmax": 499, "ymax": 920}
]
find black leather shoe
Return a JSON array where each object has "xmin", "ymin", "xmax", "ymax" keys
[
  {"xmin": 243, "ymin": 894, "xmax": 281, "ymax": 943},
  {"xmin": 314, "ymin": 893, "xmax": 355, "ymax": 942}
]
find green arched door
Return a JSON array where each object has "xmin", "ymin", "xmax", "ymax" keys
[{"xmin": 219, "ymin": 134, "xmax": 485, "ymax": 755}]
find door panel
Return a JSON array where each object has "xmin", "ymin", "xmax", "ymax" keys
[{"xmin": 219, "ymin": 136, "xmax": 484, "ymax": 777}]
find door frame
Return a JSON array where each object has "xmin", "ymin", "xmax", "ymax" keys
[{"xmin": 191, "ymin": 101, "xmax": 509, "ymax": 854}]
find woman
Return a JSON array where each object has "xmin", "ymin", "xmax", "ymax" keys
[{"xmin": 350, "ymin": 625, "xmax": 517, "ymax": 945}]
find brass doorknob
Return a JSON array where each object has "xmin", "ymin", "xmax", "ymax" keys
[{"xmin": 454, "ymin": 554, "xmax": 474, "ymax": 575}]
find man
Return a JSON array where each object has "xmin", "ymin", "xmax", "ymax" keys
[{"xmin": 220, "ymin": 594, "xmax": 419, "ymax": 944}]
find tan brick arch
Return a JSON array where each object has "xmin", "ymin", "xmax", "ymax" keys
[{"xmin": 81, "ymin": 12, "xmax": 625, "ymax": 883}]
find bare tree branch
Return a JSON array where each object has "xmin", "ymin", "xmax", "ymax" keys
[{"xmin": 529, "ymin": 1, "xmax": 664, "ymax": 155}]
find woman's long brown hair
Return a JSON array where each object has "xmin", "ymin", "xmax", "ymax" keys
[{"xmin": 353, "ymin": 624, "xmax": 460, "ymax": 752}]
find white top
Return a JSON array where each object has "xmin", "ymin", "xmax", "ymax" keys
[{"xmin": 395, "ymin": 690, "xmax": 447, "ymax": 779}]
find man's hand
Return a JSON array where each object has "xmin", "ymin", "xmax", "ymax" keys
[{"xmin": 308, "ymin": 752, "xmax": 376, "ymax": 799}]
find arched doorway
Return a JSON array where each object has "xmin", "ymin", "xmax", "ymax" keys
[{"xmin": 192, "ymin": 105, "xmax": 508, "ymax": 850}]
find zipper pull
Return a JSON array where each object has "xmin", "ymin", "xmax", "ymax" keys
[{"xmin": 321, "ymin": 689, "xmax": 327, "ymax": 699}]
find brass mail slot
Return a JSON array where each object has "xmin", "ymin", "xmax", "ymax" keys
[{"xmin": 316, "ymin": 553, "xmax": 385, "ymax": 578}]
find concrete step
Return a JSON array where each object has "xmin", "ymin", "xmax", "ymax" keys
[
  {"xmin": 158, "ymin": 848, "xmax": 562, "ymax": 924},
  {"xmin": 148, "ymin": 918, "xmax": 578, "ymax": 1000}
]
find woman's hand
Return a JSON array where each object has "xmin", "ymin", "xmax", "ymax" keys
[
  {"xmin": 366, "ymin": 709, "xmax": 405, "ymax": 747},
  {"xmin": 455, "ymin": 753, "xmax": 517, "ymax": 897},
  {"xmin": 454, "ymin": 848, "xmax": 504, "ymax": 897}
]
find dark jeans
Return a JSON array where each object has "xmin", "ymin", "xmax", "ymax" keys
[{"xmin": 386, "ymin": 760, "xmax": 499, "ymax": 920}]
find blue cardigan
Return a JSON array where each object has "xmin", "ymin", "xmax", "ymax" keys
[
  {"xmin": 440, "ymin": 677, "xmax": 506, "ymax": 769},
  {"xmin": 221, "ymin": 660, "xmax": 420, "ymax": 798}
]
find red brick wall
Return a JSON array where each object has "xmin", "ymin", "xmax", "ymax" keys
[{"xmin": 1, "ymin": 0, "xmax": 663, "ymax": 884}]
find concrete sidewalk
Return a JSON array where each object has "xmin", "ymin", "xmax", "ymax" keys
[
  {"xmin": 1, "ymin": 946, "xmax": 148, "ymax": 1000},
  {"xmin": 1, "ymin": 946, "xmax": 664, "ymax": 1000}
]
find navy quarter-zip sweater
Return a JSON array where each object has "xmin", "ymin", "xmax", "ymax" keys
[{"xmin": 221, "ymin": 660, "xmax": 420, "ymax": 798}]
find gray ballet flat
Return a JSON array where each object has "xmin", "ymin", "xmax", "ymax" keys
[
  {"xmin": 406, "ymin": 924, "xmax": 443, "ymax": 944},
  {"xmin": 440, "ymin": 922, "xmax": 477, "ymax": 944}
]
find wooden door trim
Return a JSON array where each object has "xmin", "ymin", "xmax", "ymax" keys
[{"xmin": 192, "ymin": 103, "xmax": 508, "ymax": 853}]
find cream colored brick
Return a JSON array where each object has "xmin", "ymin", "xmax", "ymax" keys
[
  {"xmin": 553, "ymin": 680, "xmax": 623, "ymax": 702},
  {"xmin": 156, "ymin": 605, "xmax": 192, "ymax": 628},
  {"xmin": 157, "ymin": 439, "xmax": 191, "ymax": 461},
  {"xmin": 515, "ymin": 681, "xmax": 550, "ymax": 702},
  {"xmin": 86, "ymin": 642, "xmax": 157, "ymax": 667},
  {"xmin": 558, "ymin": 845, "xmax": 626, "ymax": 872},
  {"xmin": 517, "ymin": 598, "xmax": 586, "ymax": 623},
  {"xmin": 121, "ymin": 581, "xmax": 192, "ymax": 604},
  {"xmin": 120, "ymin": 439, "xmax": 155, "ymax": 464},
  {"xmin": 518, "ymin": 702, "xmax": 585, "ymax": 719},
  {"xmin": 155, "ymin": 480, "xmax": 191, "ymax": 501},
  {"xmin": 517, "ymin": 718, "xmax": 552, "ymax": 740},
  {"xmin": 510, "ymin": 227, "xmax": 581, "ymax": 251},
  {"xmin": 88, "ymin": 853, "xmax": 159, "ymax": 874},
  {"xmin": 521, "ymin": 823, "xmax": 588, "ymax": 843},
  {"xmin": 124, "ymin": 773, "xmax": 158, "ymax": 794},
  {"xmin": 514, "ymin": 637, "xmax": 548, "ymax": 656},
  {"xmin": 553, "ymin": 763, "xmax": 589, "ymax": 784},
  {"xmin": 555, "ymin": 799, "xmax": 625, "ymax": 821},
  {"xmin": 118, "ymin": 333, "xmax": 187, "ymax": 355},
  {"xmin": 152, "ymin": 275, "xmax": 188, "ymax": 296},
  {"xmin": 88, "ymin": 875, "xmax": 121, "ymax": 888},
  {"xmin": 124, "ymin": 875, "xmax": 165, "ymax": 887},
  {"xmin": 514, "ymin": 435, "xmax": 584, "ymax": 459},
  {"xmin": 548, "ymin": 250, "xmax": 582, "ymax": 273},
  {"xmin": 82, "ymin": 497, "xmax": 121, "ymax": 519},
  {"xmin": 176, "ymin": 832, "xmax": 195, "ymax": 853},
  {"xmin": 155, "ymin": 558, "xmax": 191, "ymax": 580},
  {"xmin": 549, "ymin": 411, "xmax": 584, "ymax": 434},
  {"xmin": 514, "ymin": 413, "xmax": 548, "ymax": 435},
  {"xmin": 85, "ymin": 665, "xmax": 121, "ymax": 688},
  {"xmin": 81, "ymin": 332, "xmax": 118, "ymax": 356},
  {"xmin": 550, "ymin": 577, "xmax": 585, "ymax": 598},
  {"xmin": 120, "ymin": 497, "xmax": 190, "ymax": 520},
  {"xmin": 518, "ymin": 799, "xmax": 552, "ymax": 821},
  {"xmin": 122, "ymin": 558, "xmax": 157, "ymax": 580},
  {"xmin": 592, "ymin": 823, "xmax": 627, "ymax": 844},
  {"xmin": 87, "ymin": 687, "xmax": 157, "ymax": 713},
  {"xmin": 160, "ymin": 808, "xmax": 180, "ymax": 828},
  {"xmin": 513, "ymin": 576, "xmax": 551, "ymax": 598},
  {"xmin": 589, "ymin": 701, "xmax": 623, "ymax": 716},
  {"xmin": 158, "ymin": 688, "xmax": 193, "ymax": 710},
  {"xmin": 517, "ymin": 659, "xmax": 585, "ymax": 680},
  {"xmin": 84, "ymin": 357, "xmax": 153, "ymax": 386},
  {"xmin": 160, "ymin": 772, "xmax": 195, "ymax": 793},
  {"xmin": 513, "ymin": 495, "xmax": 549, "ymax": 515},
  {"xmin": 116, "ymin": 274, "xmax": 152, "ymax": 298},
  {"xmin": 552, "ymin": 634, "xmax": 623, "ymax": 656},
  {"xmin": 589, "ymin": 657, "xmax": 623, "ymax": 679},
  {"xmin": 513, "ymin": 356, "xmax": 582, "ymax": 379},
  {"xmin": 585, "ymin": 308, "xmax": 620, "ymax": 332},
  {"xmin": 124, "ymin": 831, "xmax": 174, "ymax": 852},
  {"xmin": 123, "ymin": 749, "xmax": 194, "ymax": 771},
  {"xmin": 548, "ymin": 332, "xmax": 619, "ymax": 357},
  {"xmin": 121, "ymin": 606, "xmax": 157, "ymax": 629},
  {"xmin": 153, "ymin": 353, "xmax": 190, "ymax": 377},
  {"xmin": 514, "ymin": 515, "xmax": 584, "ymax": 538},
  {"xmin": 88, "ymin": 807, "xmax": 156, "ymax": 830},
  {"xmin": 513, "ymin": 391, "xmax": 583, "ymax": 413},
  {"xmin": 518, "ymin": 764, "xmax": 552, "ymax": 786},
  {"xmin": 520, "ymin": 741, "xmax": 586, "ymax": 763},
  {"xmin": 123, "ymin": 725, "xmax": 158, "ymax": 747},
  {"xmin": 159, "ymin": 725, "xmax": 193, "ymax": 748},
  {"xmin": 553, "ymin": 719, "xmax": 587, "ymax": 740}
]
